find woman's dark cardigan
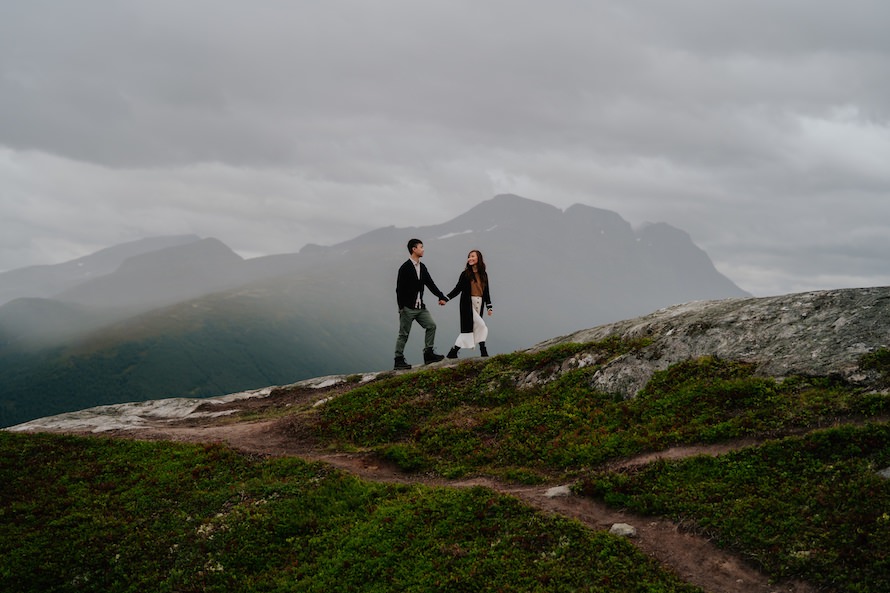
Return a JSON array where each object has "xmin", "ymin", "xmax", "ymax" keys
[{"xmin": 446, "ymin": 271, "xmax": 492, "ymax": 334}]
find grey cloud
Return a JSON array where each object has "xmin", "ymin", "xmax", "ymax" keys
[
  {"xmin": 3, "ymin": 1, "xmax": 882, "ymax": 168},
  {"xmin": 1, "ymin": 1, "xmax": 889, "ymax": 297}
]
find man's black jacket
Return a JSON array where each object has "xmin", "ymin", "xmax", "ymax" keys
[{"xmin": 396, "ymin": 259, "xmax": 448, "ymax": 310}]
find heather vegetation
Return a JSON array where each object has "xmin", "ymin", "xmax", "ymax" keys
[
  {"xmin": 317, "ymin": 341, "xmax": 887, "ymax": 483},
  {"xmin": 1, "ymin": 433, "xmax": 699, "ymax": 593},
  {"xmin": 3, "ymin": 338, "xmax": 890, "ymax": 592},
  {"xmin": 580, "ymin": 423, "xmax": 890, "ymax": 592},
  {"xmin": 313, "ymin": 340, "xmax": 890, "ymax": 591}
]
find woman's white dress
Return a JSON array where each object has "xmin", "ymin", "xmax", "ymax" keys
[{"xmin": 454, "ymin": 296, "xmax": 488, "ymax": 348}]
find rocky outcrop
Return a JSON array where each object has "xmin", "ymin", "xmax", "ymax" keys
[{"xmin": 535, "ymin": 287, "xmax": 890, "ymax": 398}]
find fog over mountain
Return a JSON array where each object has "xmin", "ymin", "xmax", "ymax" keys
[
  {"xmin": 0, "ymin": 235, "xmax": 202, "ymax": 305},
  {"xmin": 0, "ymin": 195, "xmax": 748, "ymax": 427}
]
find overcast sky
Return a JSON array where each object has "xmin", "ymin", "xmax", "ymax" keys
[{"xmin": 2, "ymin": 1, "xmax": 889, "ymax": 296}]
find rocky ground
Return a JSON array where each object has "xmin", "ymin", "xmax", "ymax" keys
[{"xmin": 535, "ymin": 286, "xmax": 890, "ymax": 397}]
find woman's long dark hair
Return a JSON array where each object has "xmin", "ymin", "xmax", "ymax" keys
[{"xmin": 465, "ymin": 250, "xmax": 488, "ymax": 285}]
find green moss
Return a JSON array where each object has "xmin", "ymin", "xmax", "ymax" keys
[
  {"xmin": 0, "ymin": 432, "xmax": 700, "ymax": 593},
  {"xmin": 315, "ymin": 344, "xmax": 881, "ymax": 479},
  {"xmin": 579, "ymin": 423, "xmax": 890, "ymax": 593},
  {"xmin": 860, "ymin": 347, "xmax": 890, "ymax": 387}
]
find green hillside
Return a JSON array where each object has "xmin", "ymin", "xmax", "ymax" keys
[
  {"xmin": 0, "ymin": 284, "xmax": 392, "ymax": 428},
  {"xmin": 1, "ymin": 433, "xmax": 701, "ymax": 593},
  {"xmin": 3, "ymin": 339, "xmax": 890, "ymax": 591}
]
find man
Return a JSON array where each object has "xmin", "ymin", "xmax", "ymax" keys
[{"xmin": 394, "ymin": 238, "xmax": 448, "ymax": 369}]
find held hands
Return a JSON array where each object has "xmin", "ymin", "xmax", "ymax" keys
[{"xmin": 438, "ymin": 299, "xmax": 447, "ymax": 306}]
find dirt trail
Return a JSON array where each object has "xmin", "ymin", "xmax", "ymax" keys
[{"xmin": 101, "ymin": 406, "xmax": 817, "ymax": 593}]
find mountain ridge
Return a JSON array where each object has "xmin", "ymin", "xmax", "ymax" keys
[
  {"xmin": 0, "ymin": 195, "xmax": 749, "ymax": 427},
  {"xmin": 11, "ymin": 285, "xmax": 887, "ymax": 433},
  {"xmin": 54, "ymin": 237, "xmax": 248, "ymax": 310},
  {"xmin": 0, "ymin": 235, "xmax": 202, "ymax": 305}
]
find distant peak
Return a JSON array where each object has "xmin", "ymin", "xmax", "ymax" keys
[
  {"xmin": 441, "ymin": 194, "xmax": 562, "ymax": 230},
  {"xmin": 474, "ymin": 194, "xmax": 562, "ymax": 215},
  {"xmin": 491, "ymin": 193, "xmax": 532, "ymax": 202},
  {"xmin": 489, "ymin": 194, "xmax": 557, "ymax": 210}
]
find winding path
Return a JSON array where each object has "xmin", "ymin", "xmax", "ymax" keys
[{"xmin": 108, "ymin": 416, "xmax": 817, "ymax": 593}]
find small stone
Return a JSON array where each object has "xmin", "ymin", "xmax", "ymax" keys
[
  {"xmin": 609, "ymin": 523, "xmax": 638, "ymax": 538},
  {"xmin": 544, "ymin": 485, "xmax": 572, "ymax": 498},
  {"xmin": 878, "ymin": 467, "xmax": 890, "ymax": 479}
]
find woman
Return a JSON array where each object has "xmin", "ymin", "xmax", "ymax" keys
[{"xmin": 446, "ymin": 249, "xmax": 493, "ymax": 359}]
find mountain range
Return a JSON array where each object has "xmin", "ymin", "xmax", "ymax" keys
[{"xmin": 0, "ymin": 194, "xmax": 748, "ymax": 427}]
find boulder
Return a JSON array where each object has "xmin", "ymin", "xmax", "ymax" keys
[{"xmin": 534, "ymin": 287, "xmax": 890, "ymax": 398}]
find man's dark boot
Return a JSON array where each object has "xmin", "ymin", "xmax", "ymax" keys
[
  {"xmin": 423, "ymin": 347, "xmax": 445, "ymax": 364},
  {"xmin": 446, "ymin": 346, "xmax": 460, "ymax": 359},
  {"xmin": 479, "ymin": 342, "xmax": 489, "ymax": 357},
  {"xmin": 394, "ymin": 356, "xmax": 411, "ymax": 370}
]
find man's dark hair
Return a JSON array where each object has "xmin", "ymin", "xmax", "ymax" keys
[{"xmin": 407, "ymin": 238, "xmax": 423, "ymax": 253}]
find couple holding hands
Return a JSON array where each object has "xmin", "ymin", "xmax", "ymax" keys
[{"xmin": 394, "ymin": 238, "xmax": 493, "ymax": 370}]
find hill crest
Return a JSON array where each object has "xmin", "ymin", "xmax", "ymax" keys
[{"xmin": 11, "ymin": 285, "xmax": 889, "ymax": 433}]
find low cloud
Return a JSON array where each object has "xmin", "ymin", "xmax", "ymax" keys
[{"xmin": 2, "ymin": 1, "xmax": 889, "ymax": 296}]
